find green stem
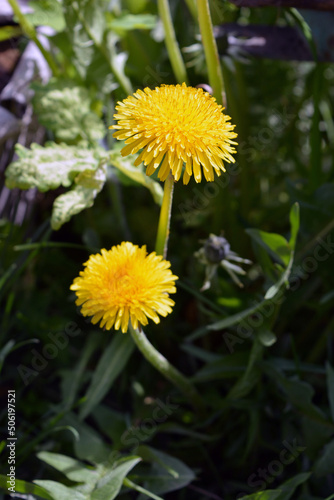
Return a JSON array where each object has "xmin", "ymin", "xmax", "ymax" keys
[
  {"xmin": 155, "ymin": 173, "xmax": 174, "ymax": 258},
  {"xmin": 71, "ymin": 3, "xmax": 132, "ymax": 95},
  {"xmin": 197, "ymin": 0, "xmax": 224, "ymax": 105},
  {"xmin": 184, "ymin": 0, "xmax": 198, "ymax": 19},
  {"xmin": 129, "ymin": 325, "xmax": 205, "ymax": 413},
  {"xmin": 8, "ymin": 0, "xmax": 59, "ymax": 76},
  {"xmin": 157, "ymin": 0, "xmax": 189, "ymax": 85}
]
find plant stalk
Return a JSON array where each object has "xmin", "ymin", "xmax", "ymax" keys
[
  {"xmin": 155, "ymin": 172, "xmax": 174, "ymax": 258},
  {"xmin": 129, "ymin": 325, "xmax": 205, "ymax": 413},
  {"xmin": 157, "ymin": 0, "xmax": 189, "ymax": 85},
  {"xmin": 197, "ymin": 0, "xmax": 225, "ymax": 105}
]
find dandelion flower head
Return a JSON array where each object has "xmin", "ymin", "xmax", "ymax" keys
[
  {"xmin": 111, "ymin": 83, "xmax": 238, "ymax": 184},
  {"xmin": 70, "ymin": 242, "xmax": 178, "ymax": 333}
]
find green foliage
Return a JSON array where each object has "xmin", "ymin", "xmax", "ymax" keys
[
  {"xmin": 2, "ymin": 1, "xmax": 334, "ymax": 499},
  {"xmin": 32, "ymin": 80, "xmax": 106, "ymax": 143}
]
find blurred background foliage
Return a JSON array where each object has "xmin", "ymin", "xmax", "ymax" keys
[{"xmin": 0, "ymin": 0, "xmax": 334, "ymax": 499}]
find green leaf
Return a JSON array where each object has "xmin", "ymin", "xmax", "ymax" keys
[
  {"xmin": 51, "ymin": 163, "xmax": 106, "ymax": 230},
  {"xmin": 62, "ymin": 0, "xmax": 106, "ymax": 78},
  {"xmin": 123, "ymin": 477, "xmax": 163, "ymax": 500},
  {"xmin": 34, "ymin": 480, "xmax": 86, "ymax": 500},
  {"xmin": 246, "ymin": 229, "xmax": 290, "ymax": 267},
  {"xmin": 207, "ymin": 300, "xmax": 266, "ymax": 331},
  {"xmin": 92, "ymin": 405, "xmax": 127, "ymax": 448},
  {"xmin": 240, "ymin": 491, "xmax": 284, "ymax": 500},
  {"xmin": 191, "ymin": 351, "xmax": 248, "ymax": 382},
  {"xmin": 314, "ymin": 439, "xmax": 334, "ymax": 476},
  {"xmin": 91, "ymin": 457, "xmax": 141, "ymax": 500},
  {"xmin": 79, "ymin": 333, "xmax": 134, "ymax": 419},
  {"xmin": 137, "ymin": 446, "xmax": 195, "ymax": 495},
  {"xmin": 326, "ymin": 362, "xmax": 334, "ymax": 422},
  {"xmin": 0, "ymin": 25, "xmax": 22, "ymax": 41},
  {"xmin": 0, "ymin": 475, "xmax": 53, "ymax": 500},
  {"xmin": 24, "ymin": 0, "xmax": 66, "ymax": 31},
  {"xmin": 32, "ymin": 79, "xmax": 105, "ymax": 142},
  {"xmin": 289, "ymin": 202, "xmax": 300, "ymax": 248},
  {"xmin": 5, "ymin": 143, "xmax": 102, "ymax": 192},
  {"xmin": 109, "ymin": 151, "xmax": 163, "ymax": 205},
  {"xmin": 59, "ymin": 414, "xmax": 111, "ymax": 464},
  {"xmin": 109, "ymin": 14, "xmax": 157, "ymax": 32},
  {"xmin": 276, "ymin": 472, "xmax": 312, "ymax": 500},
  {"xmin": 226, "ymin": 338, "xmax": 264, "ymax": 400},
  {"xmin": 37, "ymin": 451, "xmax": 98, "ymax": 484}
]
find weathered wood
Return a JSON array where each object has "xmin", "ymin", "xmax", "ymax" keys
[{"xmin": 229, "ymin": 0, "xmax": 334, "ymax": 10}]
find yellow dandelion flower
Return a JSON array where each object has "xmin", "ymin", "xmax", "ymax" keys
[
  {"xmin": 110, "ymin": 83, "xmax": 238, "ymax": 184},
  {"xmin": 70, "ymin": 242, "xmax": 178, "ymax": 333}
]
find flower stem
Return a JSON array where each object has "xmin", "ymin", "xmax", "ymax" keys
[
  {"xmin": 197, "ymin": 0, "xmax": 225, "ymax": 105},
  {"xmin": 129, "ymin": 325, "xmax": 205, "ymax": 413},
  {"xmin": 157, "ymin": 0, "xmax": 189, "ymax": 85},
  {"xmin": 8, "ymin": 0, "xmax": 59, "ymax": 76},
  {"xmin": 155, "ymin": 173, "xmax": 174, "ymax": 258}
]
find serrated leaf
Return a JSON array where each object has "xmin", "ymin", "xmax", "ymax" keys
[
  {"xmin": 5, "ymin": 143, "xmax": 101, "ymax": 192},
  {"xmin": 91, "ymin": 457, "xmax": 141, "ymax": 500},
  {"xmin": 137, "ymin": 446, "xmax": 195, "ymax": 495},
  {"xmin": 51, "ymin": 162, "xmax": 107, "ymax": 230},
  {"xmin": 24, "ymin": 0, "xmax": 66, "ymax": 31},
  {"xmin": 62, "ymin": 0, "xmax": 106, "ymax": 78},
  {"xmin": 34, "ymin": 480, "xmax": 86, "ymax": 500},
  {"xmin": 79, "ymin": 333, "xmax": 134, "ymax": 419},
  {"xmin": 32, "ymin": 79, "xmax": 105, "ymax": 142},
  {"xmin": 109, "ymin": 151, "xmax": 163, "ymax": 205},
  {"xmin": 0, "ymin": 475, "xmax": 53, "ymax": 500}
]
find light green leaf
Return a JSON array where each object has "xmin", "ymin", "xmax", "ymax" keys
[
  {"xmin": 0, "ymin": 25, "xmax": 22, "ymax": 41},
  {"xmin": 289, "ymin": 202, "xmax": 300, "ymax": 248},
  {"xmin": 109, "ymin": 14, "xmax": 157, "ymax": 31},
  {"xmin": 275, "ymin": 472, "xmax": 311, "ymax": 500},
  {"xmin": 5, "ymin": 142, "xmax": 102, "ymax": 192},
  {"xmin": 24, "ymin": 0, "xmax": 66, "ymax": 31},
  {"xmin": 109, "ymin": 152, "xmax": 163, "ymax": 205},
  {"xmin": 314, "ymin": 439, "xmax": 334, "ymax": 476},
  {"xmin": 32, "ymin": 79, "xmax": 105, "ymax": 142},
  {"xmin": 137, "ymin": 446, "xmax": 195, "ymax": 495},
  {"xmin": 246, "ymin": 229, "xmax": 290, "ymax": 267},
  {"xmin": 207, "ymin": 300, "xmax": 266, "ymax": 331},
  {"xmin": 79, "ymin": 334, "xmax": 134, "ymax": 419},
  {"xmin": 326, "ymin": 362, "xmax": 334, "ymax": 422},
  {"xmin": 34, "ymin": 480, "xmax": 86, "ymax": 500},
  {"xmin": 51, "ymin": 162, "xmax": 106, "ymax": 230},
  {"xmin": 91, "ymin": 457, "xmax": 141, "ymax": 500},
  {"xmin": 0, "ymin": 475, "xmax": 53, "ymax": 499},
  {"xmin": 62, "ymin": 0, "xmax": 106, "ymax": 78},
  {"xmin": 37, "ymin": 451, "xmax": 98, "ymax": 484},
  {"xmin": 123, "ymin": 477, "xmax": 163, "ymax": 500}
]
